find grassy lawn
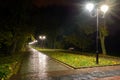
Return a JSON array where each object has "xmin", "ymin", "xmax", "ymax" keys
[{"xmin": 36, "ymin": 48, "xmax": 120, "ymax": 68}]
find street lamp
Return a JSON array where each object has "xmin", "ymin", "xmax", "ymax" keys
[
  {"xmin": 39, "ymin": 35, "xmax": 46, "ymax": 48},
  {"xmin": 86, "ymin": 3, "xmax": 94, "ymax": 12},
  {"xmin": 100, "ymin": 5, "xmax": 109, "ymax": 13},
  {"xmin": 86, "ymin": 3, "xmax": 109, "ymax": 64},
  {"xmin": 39, "ymin": 36, "xmax": 46, "ymax": 40}
]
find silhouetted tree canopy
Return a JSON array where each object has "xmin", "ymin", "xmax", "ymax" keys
[{"xmin": 0, "ymin": 0, "xmax": 120, "ymax": 55}]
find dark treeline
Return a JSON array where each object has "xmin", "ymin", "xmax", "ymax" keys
[
  {"xmin": 0, "ymin": 0, "xmax": 120, "ymax": 56},
  {"xmin": 0, "ymin": 0, "xmax": 34, "ymax": 55}
]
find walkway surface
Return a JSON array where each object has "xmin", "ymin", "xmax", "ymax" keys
[{"xmin": 10, "ymin": 48, "xmax": 120, "ymax": 80}]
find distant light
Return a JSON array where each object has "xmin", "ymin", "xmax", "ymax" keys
[
  {"xmin": 86, "ymin": 3, "xmax": 94, "ymax": 12},
  {"xmin": 39, "ymin": 35, "xmax": 46, "ymax": 40},
  {"xmin": 43, "ymin": 36, "xmax": 46, "ymax": 39},
  {"xmin": 100, "ymin": 5, "xmax": 109, "ymax": 13},
  {"xmin": 35, "ymin": 40, "xmax": 38, "ymax": 42},
  {"xmin": 29, "ymin": 40, "xmax": 38, "ymax": 45},
  {"xmin": 39, "ymin": 36, "xmax": 42, "ymax": 39}
]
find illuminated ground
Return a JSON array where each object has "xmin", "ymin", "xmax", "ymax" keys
[{"xmin": 10, "ymin": 48, "xmax": 120, "ymax": 80}]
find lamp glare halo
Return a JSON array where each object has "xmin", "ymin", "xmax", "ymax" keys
[
  {"xmin": 100, "ymin": 5, "xmax": 109, "ymax": 13},
  {"xmin": 86, "ymin": 3, "xmax": 94, "ymax": 12}
]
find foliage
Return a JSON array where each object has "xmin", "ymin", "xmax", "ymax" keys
[
  {"xmin": 0, "ymin": 31, "xmax": 13, "ymax": 46},
  {"xmin": 0, "ymin": 52, "xmax": 23, "ymax": 80},
  {"xmin": 64, "ymin": 33, "xmax": 92, "ymax": 50},
  {"xmin": 99, "ymin": 25, "xmax": 109, "ymax": 37},
  {"xmin": 0, "ymin": 0, "xmax": 34, "ymax": 54},
  {"xmin": 0, "ymin": 0, "xmax": 119, "ymax": 55},
  {"xmin": 0, "ymin": 64, "xmax": 11, "ymax": 80}
]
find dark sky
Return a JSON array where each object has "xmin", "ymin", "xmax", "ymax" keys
[
  {"xmin": 33, "ymin": 0, "xmax": 87, "ymax": 8},
  {"xmin": 0, "ymin": 0, "xmax": 120, "ymax": 31},
  {"xmin": 0, "ymin": 0, "xmax": 120, "ymax": 34}
]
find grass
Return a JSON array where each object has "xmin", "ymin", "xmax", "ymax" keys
[
  {"xmin": 0, "ymin": 52, "xmax": 24, "ymax": 80},
  {"xmin": 36, "ymin": 48, "xmax": 120, "ymax": 68}
]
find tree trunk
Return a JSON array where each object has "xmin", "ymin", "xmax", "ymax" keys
[
  {"xmin": 11, "ymin": 40, "xmax": 17, "ymax": 54},
  {"xmin": 100, "ymin": 35, "xmax": 107, "ymax": 55}
]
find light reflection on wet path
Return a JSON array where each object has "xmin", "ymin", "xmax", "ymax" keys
[
  {"xmin": 10, "ymin": 48, "xmax": 120, "ymax": 80},
  {"xmin": 19, "ymin": 48, "xmax": 70, "ymax": 80}
]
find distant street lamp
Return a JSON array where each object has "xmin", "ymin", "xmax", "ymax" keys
[
  {"xmin": 39, "ymin": 35, "xmax": 46, "ymax": 48},
  {"xmin": 86, "ymin": 2, "xmax": 109, "ymax": 64}
]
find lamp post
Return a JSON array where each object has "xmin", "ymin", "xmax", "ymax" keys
[
  {"xmin": 39, "ymin": 35, "xmax": 46, "ymax": 48},
  {"xmin": 86, "ymin": 3, "xmax": 109, "ymax": 64}
]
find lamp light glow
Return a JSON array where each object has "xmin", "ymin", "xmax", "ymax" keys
[
  {"xmin": 39, "ymin": 35, "xmax": 46, "ymax": 40},
  {"xmin": 86, "ymin": 3, "xmax": 94, "ymax": 12},
  {"xmin": 100, "ymin": 5, "xmax": 109, "ymax": 13},
  {"xmin": 43, "ymin": 36, "xmax": 46, "ymax": 39}
]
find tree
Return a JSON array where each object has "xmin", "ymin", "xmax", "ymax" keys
[
  {"xmin": 99, "ymin": 18, "xmax": 109, "ymax": 55},
  {"xmin": 0, "ymin": 0, "xmax": 34, "ymax": 55},
  {"xmin": 60, "ymin": 20, "xmax": 94, "ymax": 51}
]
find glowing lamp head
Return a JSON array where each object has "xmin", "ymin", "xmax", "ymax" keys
[
  {"xmin": 39, "ymin": 36, "xmax": 42, "ymax": 39},
  {"xmin": 100, "ymin": 5, "xmax": 109, "ymax": 13},
  {"xmin": 39, "ymin": 35, "xmax": 46, "ymax": 40},
  {"xmin": 42, "ymin": 36, "xmax": 46, "ymax": 39},
  {"xmin": 86, "ymin": 3, "xmax": 94, "ymax": 12}
]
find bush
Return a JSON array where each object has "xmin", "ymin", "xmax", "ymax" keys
[
  {"xmin": 0, "ymin": 52, "xmax": 24, "ymax": 80},
  {"xmin": 0, "ymin": 64, "xmax": 11, "ymax": 80}
]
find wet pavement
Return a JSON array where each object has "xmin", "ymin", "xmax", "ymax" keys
[
  {"xmin": 10, "ymin": 48, "xmax": 120, "ymax": 80},
  {"xmin": 20, "ymin": 48, "xmax": 70, "ymax": 74}
]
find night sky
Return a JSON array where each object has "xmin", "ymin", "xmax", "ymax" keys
[
  {"xmin": 33, "ymin": 0, "xmax": 84, "ymax": 7},
  {"xmin": 32, "ymin": 0, "xmax": 120, "ymax": 33}
]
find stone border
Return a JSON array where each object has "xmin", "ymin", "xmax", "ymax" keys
[{"xmin": 50, "ymin": 57, "xmax": 75, "ymax": 69}]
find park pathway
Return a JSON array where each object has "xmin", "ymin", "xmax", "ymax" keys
[
  {"xmin": 10, "ymin": 47, "xmax": 120, "ymax": 80},
  {"xmin": 16, "ymin": 48, "xmax": 71, "ymax": 80}
]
